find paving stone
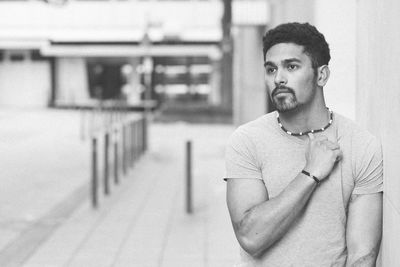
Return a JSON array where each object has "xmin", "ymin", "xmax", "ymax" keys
[{"xmin": 0, "ymin": 110, "xmax": 239, "ymax": 267}]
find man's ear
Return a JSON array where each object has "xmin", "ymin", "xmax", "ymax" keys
[{"xmin": 317, "ymin": 65, "xmax": 330, "ymax": 87}]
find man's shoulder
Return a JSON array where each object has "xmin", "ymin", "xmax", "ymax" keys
[
  {"xmin": 229, "ymin": 112, "xmax": 278, "ymax": 145},
  {"xmin": 335, "ymin": 112, "xmax": 380, "ymax": 145},
  {"xmin": 237, "ymin": 112, "xmax": 276, "ymax": 132}
]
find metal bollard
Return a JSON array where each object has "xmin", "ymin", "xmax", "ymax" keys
[
  {"xmin": 132, "ymin": 121, "xmax": 137, "ymax": 162},
  {"xmin": 130, "ymin": 121, "xmax": 135, "ymax": 167},
  {"xmin": 142, "ymin": 116, "xmax": 147, "ymax": 152},
  {"xmin": 125, "ymin": 123, "xmax": 130, "ymax": 171},
  {"xmin": 128, "ymin": 120, "xmax": 133, "ymax": 168},
  {"xmin": 104, "ymin": 132, "xmax": 110, "ymax": 195},
  {"xmin": 114, "ymin": 133, "xmax": 119, "ymax": 185},
  {"xmin": 124, "ymin": 122, "xmax": 129, "ymax": 170},
  {"xmin": 125, "ymin": 121, "xmax": 129, "ymax": 169},
  {"xmin": 122, "ymin": 124, "xmax": 127, "ymax": 175},
  {"xmin": 91, "ymin": 137, "xmax": 98, "ymax": 208},
  {"xmin": 136, "ymin": 121, "xmax": 140, "ymax": 159},
  {"xmin": 138, "ymin": 118, "xmax": 143, "ymax": 154},
  {"xmin": 186, "ymin": 140, "xmax": 192, "ymax": 214}
]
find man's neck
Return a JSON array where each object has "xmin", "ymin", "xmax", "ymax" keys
[{"xmin": 278, "ymin": 102, "xmax": 330, "ymax": 135}]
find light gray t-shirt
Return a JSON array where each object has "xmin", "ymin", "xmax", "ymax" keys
[{"xmin": 225, "ymin": 111, "xmax": 383, "ymax": 267}]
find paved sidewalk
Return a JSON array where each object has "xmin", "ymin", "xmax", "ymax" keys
[
  {"xmin": 0, "ymin": 110, "xmax": 240, "ymax": 267},
  {"xmin": 0, "ymin": 108, "xmax": 89, "ymax": 260}
]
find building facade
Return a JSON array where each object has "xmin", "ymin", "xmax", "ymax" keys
[{"xmin": 0, "ymin": 0, "xmax": 269, "ymax": 116}]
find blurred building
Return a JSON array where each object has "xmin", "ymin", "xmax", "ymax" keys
[
  {"xmin": 1, "ymin": 1, "xmax": 399, "ymax": 265},
  {"xmin": 0, "ymin": 0, "xmax": 269, "ymax": 122}
]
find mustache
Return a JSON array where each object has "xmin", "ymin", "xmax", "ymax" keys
[{"xmin": 271, "ymin": 86, "xmax": 295, "ymax": 97}]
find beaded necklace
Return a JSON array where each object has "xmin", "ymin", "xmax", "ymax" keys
[{"xmin": 277, "ymin": 108, "xmax": 333, "ymax": 136}]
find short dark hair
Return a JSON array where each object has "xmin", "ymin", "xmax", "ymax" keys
[{"xmin": 263, "ymin": 22, "xmax": 330, "ymax": 68}]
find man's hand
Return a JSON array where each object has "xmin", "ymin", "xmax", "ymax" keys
[{"xmin": 304, "ymin": 133, "xmax": 342, "ymax": 180}]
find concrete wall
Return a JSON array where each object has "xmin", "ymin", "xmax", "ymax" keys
[
  {"xmin": 209, "ymin": 60, "xmax": 221, "ymax": 106},
  {"xmin": 125, "ymin": 58, "xmax": 142, "ymax": 105},
  {"xmin": 268, "ymin": 0, "xmax": 400, "ymax": 265},
  {"xmin": 56, "ymin": 58, "xmax": 89, "ymax": 104},
  {"xmin": 269, "ymin": 0, "xmax": 356, "ymax": 120},
  {"xmin": 269, "ymin": 0, "xmax": 314, "ymax": 27},
  {"xmin": 314, "ymin": 0, "xmax": 357, "ymax": 120},
  {"xmin": 356, "ymin": 0, "xmax": 400, "ymax": 265},
  {"xmin": 0, "ymin": 53, "xmax": 50, "ymax": 108},
  {"xmin": 232, "ymin": 26, "xmax": 267, "ymax": 125}
]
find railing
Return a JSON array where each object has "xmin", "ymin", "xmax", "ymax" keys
[{"xmin": 80, "ymin": 106, "xmax": 147, "ymax": 209}]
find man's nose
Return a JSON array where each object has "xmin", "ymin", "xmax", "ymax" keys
[{"xmin": 274, "ymin": 69, "xmax": 287, "ymax": 85}]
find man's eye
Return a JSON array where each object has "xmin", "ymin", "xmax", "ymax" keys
[
  {"xmin": 287, "ymin": 64, "xmax": 298, "ymax": 70},
  {"xmin": 266, "ymin": 68, "xmax": 276, "ymax": 74}
]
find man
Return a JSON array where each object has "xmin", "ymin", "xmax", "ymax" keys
[{"xmin": 225, "ymin": 22, "xmax": 383, "ymax": 266}]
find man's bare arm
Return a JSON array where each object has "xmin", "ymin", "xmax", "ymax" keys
[
  {"xmin": 346, "ymin": 192, "xmax": 383, "ymax": 267},
  {"xmin": 227, "ymin": 174, "xmax": 316, "ymax": 256},
  {"xmin": 226, "ymin": 133, "xmax": 342, "ymax": 256}
]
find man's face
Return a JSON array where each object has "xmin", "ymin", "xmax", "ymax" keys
[{"xmin": 264, "ymin": 43, "xmax": 318, "ymax": 113}]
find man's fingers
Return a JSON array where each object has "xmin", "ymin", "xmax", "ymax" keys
[
  {"xmin": 322, "ymin": 140, "xmax": 340, "ymax": 150},
  {"xmin": 335, "ymin": 149, "xmax": 343, "ymax": 162},
  {"xmin": 316, "ymin": 135, "xmax": 328, "ymax": 141}
]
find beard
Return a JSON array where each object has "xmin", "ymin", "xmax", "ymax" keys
[{"xmin": 271, "ymin": 86, "xmax": 299, "ymax": 112}]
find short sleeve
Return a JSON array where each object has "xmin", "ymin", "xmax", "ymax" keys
[
  {"xmin": 352, "ymin": 136, "xmax": 383, "ymax": 194},
  {"xmin": 224, "ymin": 128, "xmax": 263, "ymax": 181}
]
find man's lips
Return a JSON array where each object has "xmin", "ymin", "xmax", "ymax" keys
[{"xmin": 273, "ymin": 89, "xmax": 293, "ymax": 97}]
